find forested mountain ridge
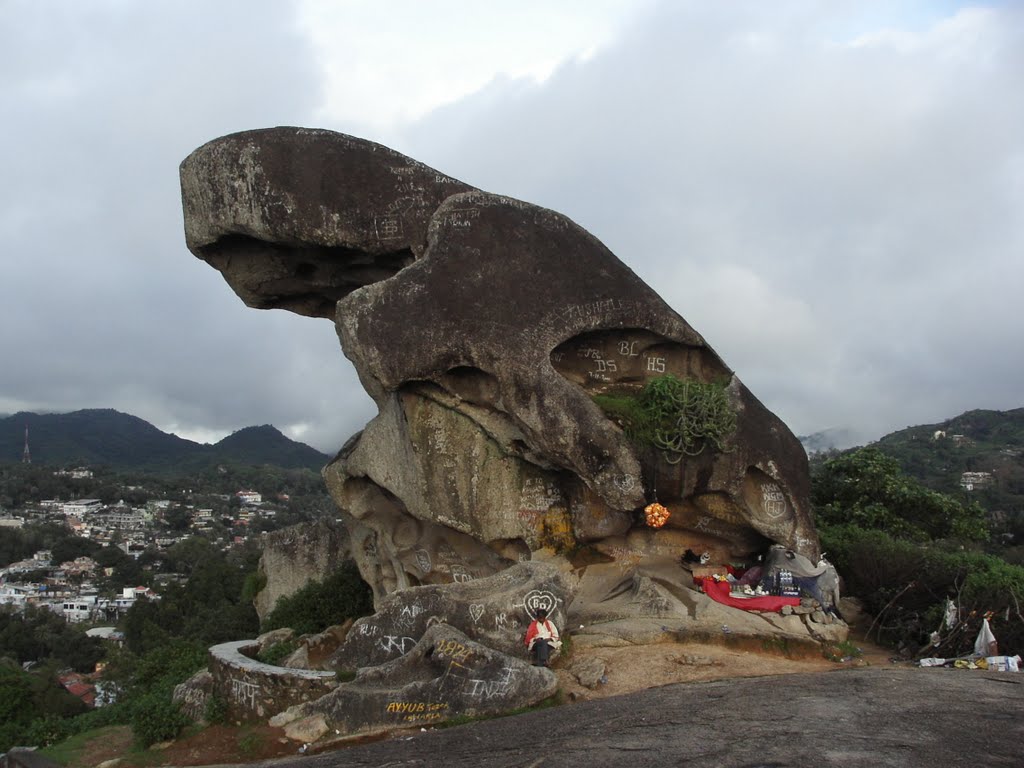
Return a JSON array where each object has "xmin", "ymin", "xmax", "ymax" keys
[
  {"xmin": 0, "ymin": 409, "xmax": 330, "ymax": 472},
  {"xmin": 872, "ymin": 407, "xmax": 1024, "ymax": 513}
]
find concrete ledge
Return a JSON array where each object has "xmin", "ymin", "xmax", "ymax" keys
[{"xmin": 208, "ymin": 640, "xmax": 337, "ymax": 721}]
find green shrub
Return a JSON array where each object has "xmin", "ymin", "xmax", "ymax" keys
[
  {"xmin": 822, "ymin": 639, "xmax": 863, "ymax": 662},
  {"xmin": 263, "ymin": 561, "xmax": 373, "ymax": 635},
  {"xmin": 130, "ymin": 691, "xmax": 189, "ymax": 748},
  {"xmin": 242, "ymin": 570, "xmax": 268, "ymax": 604},
  {"xmin": 130, "ymin": 639, "xmax": 207, "ymax": 693},
  {"xmin": 238, "ymin": 728, "xmax": 266, "ymax": 757},
  {"xmin": 64, "ymin": 700, "xmax": 133, "ymax": 734},
  {"xmin": 812, "ymin": 447, "xmax": 988, "ymax": 542},
  {"xmin": 593, "ymin": 374, "xmax": 736, "ymax": 463},
  {"xmin": 821, "ymin": 524, "xmax": 1024, "ymax": 655},
  {"xmin": 204, "ymin": 694, "xmax": 228, "ymax": 725},
  {"xmin": 257, "ymin": 639, "xmax": 299, "ymax": 666},
  {"xmin": 21, "ymin": 714, "xmax": 73, "ymax": 749}
]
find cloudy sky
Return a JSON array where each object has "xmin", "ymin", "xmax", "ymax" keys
[{"xmin": 2, "ymin": 0, "xmax": 1021, "ymax": 454}]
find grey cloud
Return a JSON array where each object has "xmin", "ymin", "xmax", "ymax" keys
[
  {"xmin": 3, "ymin": 0, "xmax": 1021, "ymax": 458},
  {"xmin": 396, "ymin": 0, "xmax": 1024, "ymax": 441},
  {"xmin": 1, "ymin": 0, "xmax": 371, "ymax": 453}
]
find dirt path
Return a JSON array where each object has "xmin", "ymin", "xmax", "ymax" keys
[{"xmin": 553, "ymin": 619, "xmax": 895, "ymax": 700}]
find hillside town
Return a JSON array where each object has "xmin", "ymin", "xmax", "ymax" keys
[{"xmin": 1, "ymin": 468, "xmax": 292, "ymax": 623}]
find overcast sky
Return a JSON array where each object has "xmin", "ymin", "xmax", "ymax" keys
[{"xmin": 2, "ymin": 0, "xmax": 1021, "ymax": 454}]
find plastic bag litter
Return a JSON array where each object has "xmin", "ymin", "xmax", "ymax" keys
[
  {"xmin": 973, "ymin": 618, "xmax": 998, "ymax": 657},
  {"xmin": 943, "ymin": 598, "xmax": 958, "ymax": 630},
  {"xmin": 985, "ymin": 655, "xmax": 1021, "ymax": 673},
  {"xmin": 919, "ymin": 658, "xmax": 947, "ymax": 667}
]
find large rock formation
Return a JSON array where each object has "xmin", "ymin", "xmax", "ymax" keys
[
  {"xmin": 253, "ymin": 518, "xmax": 352, "ymax": 621},
  {"xmin": 328, "ymin": 561, "xmax": 572, "ymax": 672},
  {"xmin": 180, "ymin": 127, "xmax": 821, "ymax": 633},
  {"xmin": 272, "ymin": 624, "xmax": 557, "ymax": 741}
]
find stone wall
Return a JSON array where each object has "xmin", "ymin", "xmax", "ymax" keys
[{"xmin": 207, "ymin": 640, "xmax": 337, "ymax": 722}]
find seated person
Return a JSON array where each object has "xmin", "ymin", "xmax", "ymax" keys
[{"xmin": 524, "ymin": 608, "xmax": 561, "ymax": 667}]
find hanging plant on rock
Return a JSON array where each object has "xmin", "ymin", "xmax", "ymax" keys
[{"xmin": 594, "ymin": 374, "xmax": 737, "ymax": 464}]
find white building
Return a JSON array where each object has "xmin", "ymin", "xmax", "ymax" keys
[
  {"xmin": 62, "ymin": 594, "xmax": 98, "ymax": 623},
  {"xmin": 55, "ymin": 468, "xmax": 94, "ymax": 479},
  {"xmin": 63, "ymin": 499, "xmax": 102, "ymax": 518},
  {"xmin": 0, "ymin": 583, "xmax": 35, "ymax": 608},
  {"xmin": 960, "ymin": 471, "xmax": 994, "ymax": 491}
]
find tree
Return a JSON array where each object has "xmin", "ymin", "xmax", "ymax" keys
[
  {"xmin": 163, "ymin": 505, "xmax": 192, "ymax": 531},
  {"xmin": 50, "ymin": 535, "xmax": 102, "ymax": 567},
  {"xmin": 263, "ymin": 562, "xmax": 374, "ymax": 635},
  {"xmin": 0, "ymin": 660, "xmax": 89, "ymax": 753},
  {"xmin": 812, "ymin": 447, "xmax": 989, "ymax": 542},
  {"xmin": 0, "ymin": 606, "xmax": 105, "ymax": 672},
  {"xmin": 120, "ymin": 537, "xmax": 259, "ymax": 654}
]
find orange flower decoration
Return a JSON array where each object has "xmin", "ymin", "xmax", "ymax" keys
[{"xmin": 644, "ymin": 502, "xmax": 670, "ymax": 529}]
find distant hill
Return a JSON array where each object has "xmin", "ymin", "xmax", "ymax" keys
[
  {"xmin": 873, "ymin": 408, "xmax": 1024, "ymax": 513},
  {"xmin": 212, "ymin": 424, "xmax": 330, "ymax": 469},
  {"xmin": 0, "ymin": 409, "xmax": 329, "ymax": 472},
  {"xmin": 799, "ymin": 427, "xmax": 862, "ymax": 454}
]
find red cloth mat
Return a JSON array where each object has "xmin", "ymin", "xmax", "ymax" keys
[{"xmin": 699, "ymin": 578, "xmax": 800, "ymax": 613}]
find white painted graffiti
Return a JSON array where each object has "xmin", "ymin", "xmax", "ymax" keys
[
  {"xmin": 378, "ymin": 635, "xmax": 417, "ymax": 656},
  {"xmin": 397, "ymin": 603, "xmax": 426, "ymax": 627},
  {"xmin": 618, "ymin": 341, "xmax": 640, "ymax": 357},
  {"xmin": 373, "ymin": 214, "xmax": 403, "ymax": 241},
  {"xmin": 415, "ymin": 549, "xmax": 432, "ymax": 574},
  {"xmin": 358, "ymin": 622, "xmax": 381, "ymax": 637},
  {"xmin": 467, "ymin": 667, "xmax": 515, "ymax": 700},
  {"xmin": 451, "ymin": 565, "xmax": 475, "ymax": 583},
  {"xmin": 520, "ymin": 477, "xmax": 562, "ymax": 511},
  {"xmin": 440, "ymin": 208, "xmax": 479, "ymax": 229},
  {"xmin": 762, "ymin": 483, "xmax": 787, "ymax": 519},
  {"xmin": 521, "ymin": 589, "xmax": 559, "ymax": 618},
  {"xmin": 230, "ymin": 678, "xmax": 260, "ymax": 709},
  {"xmin": 493, "ymin": 612, "xmax": 510, "ymax": 630},
  {"xmin": 469, "ymin": 604, "xmax": 485, "ymax": 623},
  {"xmin": 560, "ymin": 299, "xmax": 628, "ymax": 322},
  {"xmin": 646, "ymin": 356, "xmax": 666, "ymax": 373},
  {"xmin": 613, "ymin": 474, "xmax": 636, "ymax": 493}
]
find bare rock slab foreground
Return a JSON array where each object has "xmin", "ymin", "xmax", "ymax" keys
[{"xmin": 261, "ymin": 668, "xmax": 1024, "ymax": 768}]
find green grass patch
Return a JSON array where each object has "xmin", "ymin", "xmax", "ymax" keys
[
  {"xmin": 238, "ymin": 727, "xmax": 266, "ymax": 758},
  {"xmin": 38, "ymin": 725, "xmax": 122, "ymax": 766},
  {"xmin": 822, "ymin": 640, "xmax": 863, "ymax": 663}
]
